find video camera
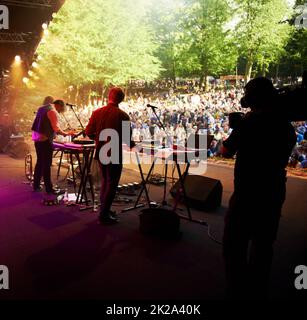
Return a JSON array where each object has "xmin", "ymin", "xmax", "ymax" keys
[
  {"xmin": 274, "ymin": 71, "xmax": 307, "ymax": 122},
  {"xmin": 229, "ymin": 71, "xmax": 307, "ymax": 129}
]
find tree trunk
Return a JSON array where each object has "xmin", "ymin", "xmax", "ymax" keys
[
  {"xmin": 199, "ymin": 72, "xmax": 208, "ymax": 92},
  {"xmin": 261, "ymin": 63, "xmax": 266, "ymax": 77},
  {"xmin": 101, "ymin": 84, "xmax": 108, "ymax": 101},
  {"xmin": 199, "ymin": 74, "xmax": 204, "ymax": 89},
  {"xmin": 172, "ymin": 60, "xmax": 176, "ymax": 87},
  {"xmin": 204, "ymin": 74, "xmax": 208, "ymax": 91},
  {"xmin": 88, "ymin": 88, "xmax": 92, "ymax": 105},
  {"xmin": 200, "ymin": 73, "xmax": 208, "ymax": 91},
  {"xmin": 75, "ymin": 85, "xmax": 80, "ymax": 105},
  {"xmin": 245, "ymin": 58, "xmax": 253, "ymax": 83},
  {"xmin": 200, "ymin": 53, "xmax": 208, "ymax": 91},
  {"xmin": 275, "ymin": 64, "xmax": 279, "ymax": 82}
]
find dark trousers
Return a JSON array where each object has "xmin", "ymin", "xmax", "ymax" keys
[
  {"xmin": 98, "ymin": 163, "xmax": 122, "ymax": 217},
  {"xmin": 223, "ymin": 191, "xmax": 284, "ymax": 299},
  {"xmin": 33, "ymin": 141, "xmax": 53, "ymax": 192}
]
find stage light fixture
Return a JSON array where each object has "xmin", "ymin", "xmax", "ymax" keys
[
  {"xmin": 42, "ymin": 23, "xmax": 48, "ymax": 30},
  {"xmin": 23, "ymin": 77, "xmax": 29, "ymax": 84},
  {"xmin": 32, "ymin": 62, "xmax": 38, "ymax": 68},
  {"xmin": 15, "ymin": 55, "xmax": 21, "ymax": 63}
]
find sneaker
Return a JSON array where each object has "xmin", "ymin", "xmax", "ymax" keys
[
  {"xmin": 46, "ymin": 188, "xmax": 62, "ymax": 195},
  {"xmin": 109, "ymin": 210, "xmax": 118, "ymax": 219},
  {"xmin": 98, "ymin": 213, "xmax": 119, "ymax": 225}
]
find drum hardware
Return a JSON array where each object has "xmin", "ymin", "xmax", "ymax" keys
[
  {"xmin": 24, "ymin": 153, "xmax": 33, "ymax": 183},
  {"xmin": 148, "ymin": 173, "xmax": 165, "ymax": 185}
]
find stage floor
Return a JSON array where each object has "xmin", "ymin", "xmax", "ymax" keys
[{"xmin": 0, "ymin": 154, "xmax": 306, "ymax": 300}]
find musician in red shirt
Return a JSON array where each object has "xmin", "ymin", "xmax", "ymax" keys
[{"xmin": 85, "ymin": 87, "xmax": 135, "ymax": 225}]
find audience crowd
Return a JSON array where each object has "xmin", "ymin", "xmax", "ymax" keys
[
  {"xmin": 3, "ymin": 81, "xmax": 305, "ymax": 169},
  {"xmin": 59, "ymin": 86, "xmax": 306, "ymax": 168}
]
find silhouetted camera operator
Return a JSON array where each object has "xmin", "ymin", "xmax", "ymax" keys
[{"xmin": 222, "ymin": 77, "xmax": 298, "ymax": 299}]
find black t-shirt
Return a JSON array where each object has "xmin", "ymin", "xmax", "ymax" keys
[{"xmin": 223, "ymin": 111, "xmax": 296, "ymax": 197}]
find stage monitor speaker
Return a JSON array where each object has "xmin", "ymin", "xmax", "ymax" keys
[{"xmin": 170, "ymin": 175, "xmax": 223, "ymax": 211}]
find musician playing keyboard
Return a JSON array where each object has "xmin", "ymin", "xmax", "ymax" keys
[
  {"xmin": 31, "ymin": 97, "xmax": 75, "ymax": 194},
  {"xmin": 85, "ymin": 87, "xmax": 135, "ymax": 225}
]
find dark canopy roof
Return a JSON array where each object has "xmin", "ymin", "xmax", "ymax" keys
[{"xmin": 0, "ymin": 0, "xmax": 65, "ymax": 69}]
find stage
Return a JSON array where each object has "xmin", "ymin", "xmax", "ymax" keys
[{"xmin": 0, "ymin": 154, "xmax": 306, "ymax": 300}]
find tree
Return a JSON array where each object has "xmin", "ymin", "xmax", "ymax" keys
[
  {"xmin": 179, "ymin": 0, "xmax": 238, "ymax": 89},
  {"xmin": 283, "ymin": 29, "xmax": 307, "ymax": 74},
  {"xmin": 148, "ymin": 0, "xmax": 185, "ymax": 84},
  {"xmin": 235, "ymin": 0, "xmax": 292, "ymax": 81},
  {"xmin": 275, "ymin": 0, "xmax": 307, "ymax": 77},
  {"xmin": 35, "ymin": 0, "xmax": 161, "ymax": 101}
]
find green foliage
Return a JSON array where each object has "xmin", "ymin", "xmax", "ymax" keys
[
  {"xmin": 24, "ymin": 0, "xmax": 306, "ymax": 101},
  {"xmin": 235, "ymin": 0, "xmax": 293, "ymax": 79},
  {"xmin": 148, "ymin": 0, "xmax": 185, "ymax": 81},
  {"xmin": 276, "ymin": 28, "xmax": 307, "ymax": 76},
  {"xmin": 276, "ymin": 0, "xmax": 307, "ymax": 75},
  {"xmin": 37, "ymin": 0, "xmax": 161, "ymax": 88},
  {"xmin": 179, "ymin": 0, "xmax": 238, "ymax": 81},
  {"xmin": 149, "ymin": 0, "xmax": 238, "ymax": 87}
]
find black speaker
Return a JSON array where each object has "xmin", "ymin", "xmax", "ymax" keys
[{"xmin": 170, "ymin": 175, "xmax": 223, "ymax": 211}]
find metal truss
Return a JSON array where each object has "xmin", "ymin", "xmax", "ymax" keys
[
  {"xmin": 0, "ymin": 1, "xmax": 57, "ymax": 9},
  {"xmin": 0, "ymin": 32, "xmax": 26, "ymax": 43}
]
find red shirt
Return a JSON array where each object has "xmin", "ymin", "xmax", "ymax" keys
[{"xmin": 85, "ymin": 103, "xmax": 131, "ymax": 161}]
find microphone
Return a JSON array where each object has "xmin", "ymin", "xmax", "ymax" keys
[
  {"xmin": 66, "ymin": 103, "xmax": 76, "ymax": 107},
  {"xmin": 147, "ymin": 104, "xmax": 158, "ymax": 109}
]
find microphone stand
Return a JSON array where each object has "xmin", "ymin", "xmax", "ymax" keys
[
  {"xmin": 65, "ymin": 103, "xmax": 94, "ymax": 212},
  {"xmin": 148, "ymin": 105, "xmax": 175, "ymax": 147},
  {"xmin": 123, "ymin": 105, "xmax": 170, "ymax": 213},
  {"xmin": 67, "ymin": 104, "xmax": 86, "ymax": 137},
  {"xmin": 149, "ymin": 106, "xmax": 166, "ymax": 132},
  {"xmin": 146, "ymin": 105, "xmax": 181, "ymax": 208},
  {"xmin": 61, "ymin": 113, "xmax": 72, "ymax": 130},
  {"xmin": 146, "ymin": 105, "xmax": 209, "ymax": 227}
]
